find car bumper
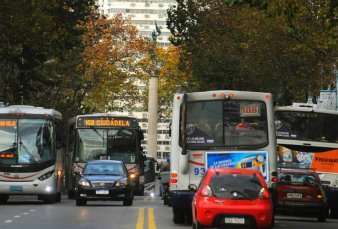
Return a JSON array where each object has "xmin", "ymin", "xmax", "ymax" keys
[
  {"xmin": 277, "ymin": 200, "xmax": 328, "ymax": 212},
  {"xmin": 76, "ymin": 186, "xmax": 131, "ymax": 201},
  {"xmin": 196, "ymin": 200, "xmax": 273, "ymax": 229}
]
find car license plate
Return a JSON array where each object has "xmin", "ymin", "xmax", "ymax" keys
[
  {"xmin": 224, "ymin": 217, "xmax": 245, "ymax": 224},
  {"xmin": 96, "ymin": 190, "xmax": 109, "ymax": 195},
  {"xmin": 10, "ymin": 186, "xmax": 23, "ymax": 191},
  {"xmin": 287, "ymin": 193, "xmax": 302, "ymax": 198}
]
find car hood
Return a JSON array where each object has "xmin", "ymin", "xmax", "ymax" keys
[{"xmin": 82, "ymin": 175, "xmax": 126, "ymax": 182}]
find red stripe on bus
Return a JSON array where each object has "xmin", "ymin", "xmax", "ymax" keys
[
  {"xmin": 192, "ymin": 154, "xmax": 203, "ymax": 157},
  {"xmin": 128, "ymin": 164, "xmax": 139, "ymax": 171},
  {"xmin": 75, "ymin": 163, "xmax": 84, "ymax": 170},
  {"xmin": 0, "ymin": 172, "xmax": 40, "ymax": 180},
  {"xmin": 189, "ymin": 160, "xmax": 205, "ymax": 166}
]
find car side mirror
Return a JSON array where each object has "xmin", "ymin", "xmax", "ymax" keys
[
  {"xmin": 188, "ymin": 184, "xmax": 198, "ymax": 192},
  {"xmin": 74, "ymin": 171, "xmax": 81, "ymax": 176}
]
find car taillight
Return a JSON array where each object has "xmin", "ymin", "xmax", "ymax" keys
[
  {"xmin": 316, "ymin": 193, "xmax": 324, "ymax": 199},
  {"xmin": 271, "ymin": 177, "xmax": 278, "ymax": 182},
  {"xmin": 201, "ymin": 185, "xmax": 212, "ymax": 197},
  {"xmin": 259, "ymin": 188, "xmax": 270, "ymax": 199}
]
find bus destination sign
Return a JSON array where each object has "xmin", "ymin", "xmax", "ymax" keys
[
  {"xmin": 77, "ymin": 117, "xmax": 137, "ymax": 128},
  {"xmin": 0, "ymin": 120, "xmax": 17, "ymax": 127}
]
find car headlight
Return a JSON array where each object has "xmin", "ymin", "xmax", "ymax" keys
[
  {"xmin": 78, "ymin": 179, "xmax": 91, "ymax": 187},
  {"xmin": 114, "ymin": 180, "xmax": 127, "ymax": 187},
  {"xmin": 38, "ymin": 171, "xmax": 54, "ymax": 181}
]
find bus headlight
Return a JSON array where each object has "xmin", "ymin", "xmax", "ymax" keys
[{"xmin": 38, "ymin": 171, "xmax": 54, "ymax": 181}]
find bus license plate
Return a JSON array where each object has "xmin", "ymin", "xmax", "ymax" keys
[
  {"xmin": 10, "ymin": 186, "xmax": 23, "ymax": 191},
  {"xmin": 224, "ymin": 217, "xmax": 245, "ymax": 224},
  {"xmin": 96, "ymin": 190, "xmax": 109, "ymax": 195},
  {"xmin": 287, "ymin": 193, "xmax": 302, "ymax": 198}
]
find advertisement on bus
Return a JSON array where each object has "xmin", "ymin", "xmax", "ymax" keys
[{"xmin": 205, "ymin": 151, "xmax": 268, "ymax": 180}]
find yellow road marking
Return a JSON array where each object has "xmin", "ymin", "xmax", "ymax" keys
[
  {"xmin": 136, "ymin": 208, "xmax": 144, "ymax": 229},
  {"xmin": 136, "ymin": 208, "xmax": 157, "ymax": 229},
  {"xmin": 148, "ymin": 208, "xmax": 156, "ymax": 229}
]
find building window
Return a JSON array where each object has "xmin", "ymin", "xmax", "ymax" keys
[
  {"xmin": 156, "ymin": 152, "xmax": 162, "ymax": 159},
  {"xmin": 163, "ymin": 152, "xmax": 170, "ymax": 159}
]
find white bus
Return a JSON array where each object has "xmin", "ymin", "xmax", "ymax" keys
[
  {"xmin": 275, "ymin": 105, "xmax": 338, "ymax": 169},
  {"xmin": 0, "ymin": 105, "xmax": 64, "ymax": 203},
  {"xmin": 65, "ymin": 113, "xmax": 146, "ymax": 198},
  {"xmin": 169, "ymin": 90, "xmax": 278, "ymax": 224}
]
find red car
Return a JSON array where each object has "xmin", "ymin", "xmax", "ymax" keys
[
  {"xmin": 277, "ymin": 169, "xmax": 328, "ymax": 222},
  {"xmin": 191, "ymin": 167, "xmax": 274, "ymax": 229}
]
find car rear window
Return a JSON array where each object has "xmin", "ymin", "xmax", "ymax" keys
[
  {"xmin": 209, "ymin": 173, "xmax": 263, "ymax": 200},
  {"xmin": 278, "ymin": 173, "xmax": 317, "ymax": 185}
]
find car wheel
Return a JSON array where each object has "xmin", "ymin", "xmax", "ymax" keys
[
  {"xmin": 123, "ymin": 195, "xmax": 134, "ymax": 206},
  {"xmin": 76, "ymin": 198, "xmax": 86, "ymax": 206},
  {"xmin": 318, "ymin": 209, "xmax": 328, "ymax": 222}
]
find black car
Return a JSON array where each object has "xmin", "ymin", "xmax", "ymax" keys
[{"xmin": 75, "ymin": 160, "xmax": 135, "ymax": 206}]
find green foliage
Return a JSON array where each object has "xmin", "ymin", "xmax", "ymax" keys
[
  {"xmin": 167, "ymin": 0, "xmax": 337, "ymax": 103},
  {"xmin": 0, "ymin": 0, "xmax": 98, "ymax": 119}
]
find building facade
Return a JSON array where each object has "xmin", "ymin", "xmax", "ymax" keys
[
  {"xmin": 94, "ymin": 0, "xmax": 175, "ymax": 161},
  {"xmin": 95, "ymin": 0, "xmax": 177, "ymax": 47}
]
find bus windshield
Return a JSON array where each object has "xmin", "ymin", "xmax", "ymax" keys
[
  {"xmin": 185, "ymin": 100, "xmax": 268, "ymax": 148},
  {"xmin": 0, "ymin": 119, "xmax": 54, "ymax": 165},
  {"xmin": 75, "ymin": 128, "xmax": 138, "ymax": 164},
  {"xmin": 275, "ymin": 111, "xmax": 338, "ymax": 143}
]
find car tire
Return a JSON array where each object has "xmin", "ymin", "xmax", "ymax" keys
[
  {"xmin": 123, "ymin": 195, "xmax": 134, "ymax": 206},
  {"xmin": 76, "ymin": 198, "xmax": 86, "ymax": 206},
  {"xmin": 318, "ymin": 209, "xmax": 328, "ymax": 222}
]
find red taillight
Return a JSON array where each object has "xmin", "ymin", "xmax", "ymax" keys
[
  {"xmin": 316, "ymin": 193, "xmax": 324, "ymax": 199},
  {"xmin": 271, "ymin": 177, "xmax": 278, "ymax": 182},
  {"xmin": 201, "ymin": 185, "xmax": 212, "ymax": 197},
  {"xmin": 259, "ymin": 188, "xmax": 270, "ymax": 199},
  {"xmin": 171, "ymin": 179, "xmax": 177, "ymax": 184}
]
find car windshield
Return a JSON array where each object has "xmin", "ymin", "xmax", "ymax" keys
[
  {"xmin": 278, "ymin": 173, "xmax": 317, "ymax": 185},
  {"xmin": 83, "ymin": 163, "xmax": 125, "ymax": 176},
  {"xmin": 209, "ymin": 173, "xmax": 263, "ymax": 200}
]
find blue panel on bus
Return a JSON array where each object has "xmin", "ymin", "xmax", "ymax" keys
[
  {"xmin": 206, "ymin": 151, "xmax": 268, "ymax": 180},
  {"xmin": 10, "ymin": 186, "xmax": 23, "ymax": 191}
]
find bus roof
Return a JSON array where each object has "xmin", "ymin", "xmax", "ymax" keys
[
  {"xmin": 0, "ymin": 105, "xmax": 62, "ymax": 120},
  {"xmin": 275, "ymin": 106, "xmax": 338, "ymax": 115},
  {"xmin": 174, "ymin": 90, "xmax": 273, "ymax": 101}
]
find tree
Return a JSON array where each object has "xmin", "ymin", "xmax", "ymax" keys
[
  {"xmin": 0, "ymin": 0, "xmax": 98, "ymax": 112},
  {"xmin": 167, "ymin": 0, "xmax": 337, "ymax": 103},
  {"xmin": 74, "ymin": 14, "xmax": 150, "ymax": 113}
]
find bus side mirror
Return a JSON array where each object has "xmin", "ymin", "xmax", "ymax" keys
[{"xmin": 188, "ymin": 184, "xmax": 198, "ymax": 192}]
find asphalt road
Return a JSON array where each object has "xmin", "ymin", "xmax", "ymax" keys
[{"xmin": 0, "ymin": 194, "xmax": 338, "ymax": 229}]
